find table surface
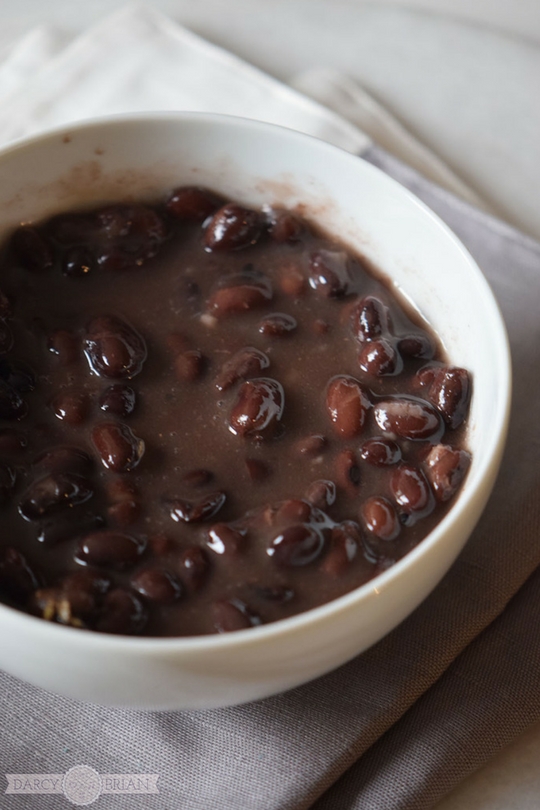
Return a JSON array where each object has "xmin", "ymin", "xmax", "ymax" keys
[{"xmin": 1, "ymin": 2, "xmax": 539, "ymax": 807}]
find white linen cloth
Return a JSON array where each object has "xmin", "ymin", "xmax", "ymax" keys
[{"xmin": 0, "ymin": 3, "xmax": 485, "ymax": 208}]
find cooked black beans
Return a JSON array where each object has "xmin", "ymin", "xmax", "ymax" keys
[{"xmin": 0, "ymin": 186, "xmax": 471, "ymax": 637}]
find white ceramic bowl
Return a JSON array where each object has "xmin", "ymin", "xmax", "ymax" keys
[{"xmin": 0, "ymin": 113, "xmax": 510, "ymax": 710}]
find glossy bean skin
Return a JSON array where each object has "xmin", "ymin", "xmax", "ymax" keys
[
  {"xmin": 425, "ymin": 444, "xmax": 471, "ymax": 502},
  {"xmin": 207, "ymin": 274, "xmax": 273, "ymax": 317},
  {"xmin": 258, "ymin": 313, "xmax": 297, "ymax": 336},
  {"xmin": 165, "ymin": 491, "xmax": 227, "ymax": 523},
  {"xmin": 326, "ymin": 376, "xmax": 370, "ymax": 439},
  {"xmin": 212, "ymin": 598, "xmax": 261, "ymax": 632},
  {"xmin": 131, "ymin": 567, "xmax": 183, "ymax": 603},
  {"xmin": 99, "ymin": 384, "xmax": 136, "ymax": 417},
  {"xmin": 204, "ymin": 203, "xmax": 263, "ymax": 251},
  {"xmin": 206, "ymin": 523, "xmax": 245, "ymax": 556},
  {"xmin": 390, "ymin": 463, "xmax": 434, "ymax": 518},
  {"xmin": 374, "ymin": 396, "xmax": 443, "ymax": 441},
  {"xmin": 426, "ymin": 366, "xmax": 471, "ymax": 429},
  {"xmin": 320, "ymin": 521, "xmax": 360, "ymax": 577},
  {"xmin": 267, "ymin": 210, "xmax": 303, "ymax": 243},
  {"xmin": 177, "ymin": 547, "xmax": 209, "ymax": 590},
  {"xmin": 215, "ymin": 347, "xmax": 269, "ymax": 392},
  {"xmin": 358, "ymin": 338, "xmax": 401, "ymax": 376},
  {"xmin": 83, "ymin": 315, "xmax": 147, "ymax": 379},
  {"xmin": 166, "ymin": 186, "xmax": 224, "ymax": 222},
  {"xmin": 75, "ymin": 530, "xmax": 146, "ymax": 570},
  {"xmin": 309, "ymin": 250, "xmax": 352, "ymax": 297},
  {"xmin": 351, "ymin": 296, "xmax": 391, "ymax": 342},
  {"xmin": 51, "ymin": 391, "xmax": 89, "ymax": 425},
  {"xmin": 360, "ymin": 438, "xmax": 401, "ymax": 467},
  {"xmin": 305, "ymin": 479, "xmax": 336, "ymax": 510},
  {"xmin": 33, "ymin": 446, "xmax": 93, "ymax": 476},
  {"xmin": 267, "ymin": 524, "xmax": 326, "ymax": 567},
  {"xmin": 229, "ymin": 378, "xmax": 284, "ymax": 437},
  {"xmin": 92, "ymin": 422, "xmax": 145, "ymax": 472},
  {"xmin": 18, "ymin": 473, "xmax": 94, "ymax": 521},
  {"xmin": 360, "ymin": 496, "xmax": 400, "ymax": 540}
]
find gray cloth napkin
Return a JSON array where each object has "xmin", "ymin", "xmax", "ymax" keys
[{"xmin": 1, "ymin": 145, "xmax": 540, "ymax": 810}]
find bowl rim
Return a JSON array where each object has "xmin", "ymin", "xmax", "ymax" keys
[{"xmin": 0, "ymin": 110, "xmax": 512, "ymax": 652}]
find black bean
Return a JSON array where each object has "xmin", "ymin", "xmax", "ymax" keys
[
  {"xmin": 204, "ymin": 203, "xmax": 263, "ymax": 251},
  {"xmin": 427, "ymin": 366, "xmax": 471, "ymax": 429},
  {"xmin": 215, "ymin": 347, "xmax": 270, "ymax": 392},
  {"xmin": 206, "ymin": 523, "xmax": 245, "ymax": 555},
  {"xmin": 19, "ymin": 473, "xmax": 94, "ymax": 521},
  {"xmin": 374, "ymin": 396, "xmax": 443, "ymax": 441},
  {"xmin": 75, "ymin": 530, "xmax": 146, "ymax": 569},
  {"xmin": 51, "ymin": 390, "xmax": 89, "ymax": 425},
  {"xmin": 258, "ymin": 313, "xmax": 297, "ymax": 336},
  {"xmin": 424, "ymin": 444, "xmax": 471, "ymax": 502},
  {"xmin": 165, "ymin": 491, "xmax": 226, "ymax": 523},
  {"xmin": 390, "ymin": 463, "xmax": 434, "ymax": 516},
  {"xmin": 398, "ymin": 333, "xmax": 435, "ymax": 359},
  {"xmin": 131, "ymin": 567, "xmax": 183, "ymax": 603},
  {"xmin": 33, "ymin": 446, "xmax": 93, "ymax": 476},
  {"xmin": 267, "ymin": 524, "xmax": 325, "ymax": 567},
  {"xmin": 351, "ymin": 296, "xmax": 391, "ymax": 342},
  {"xmin": 177, "ymin": 546, "xmax": 209, "ymax": 590},
  {"xmin": 95, "ymin": 588, "xmax": 147, "ymax": 634},
  {"xmin": 305, "ymin": 479, "xmax": 336, "ymax": 509},
  {"xmin": 295, "ymin": 434, "xmax": 327, "ymax": 457},
  {"xmin": 208, "ymin": 275, "xmax": 273, "ymax": 317},
  {"xmin": 92, "ymin": 422, "xmax": 145, "ymax": 472},
  {"xmin": 326, "ymin": 376, "xmax": 370, "ymax": 438},
  {"xmin": 309, "ymin": 249, "xmax": 351, "ymax": 297},
  {"xmin": 360, "ymin": 438, "xmax": 401, "ymax": 467},
  {"xmin": 229, "ymin": 378, "xmax": 284, "ymax": 437},
  {"xmin": 37, "ymin": 511, "xmax": 104, "ymax": 546},
  {"xmin": 212, "ymin": 598, "xmax": 261, "ymax": 632},
  {"xmin": 47, "ymin": 328, "xmax": 80, "ymax": 365},
  {"xmin": 358, "ymin": 338, "xmax": 401, "ymax": 376},
  {"xmin": 360, "ymin": 496, "xmax": 400, "ymax": 540},
  {"xmin": 99, "ymin": 384, "xmax": 136, "ymax": 417},
  {"xmin": 166, "ymin": 186, "xmax": 224, "ymax": 222},
  {"xmin": 321, "ymin": 521, "xmax": 360, "ymax": 576},
  {"xmin": 83, "ymin": 315, "xmax": 147, "ymax": 379}
]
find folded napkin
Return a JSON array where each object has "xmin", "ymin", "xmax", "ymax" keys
[{"xmin": 2, "ymin": 6, "xmax": 540, "ymax": 810}]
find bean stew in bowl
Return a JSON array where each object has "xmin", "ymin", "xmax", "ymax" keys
[{"xmin": 0, "ymin": 114, "xmax": 509, "ymax": 708}]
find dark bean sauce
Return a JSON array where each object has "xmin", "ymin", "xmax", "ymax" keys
[{"xmin": 0, "ymin": 188, "xmax": 472, "ymax": 636}]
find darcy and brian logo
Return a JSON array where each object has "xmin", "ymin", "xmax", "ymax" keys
[{"xmin": 5, "ymin": 765, "xmax": 159, "ymax": 806}]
